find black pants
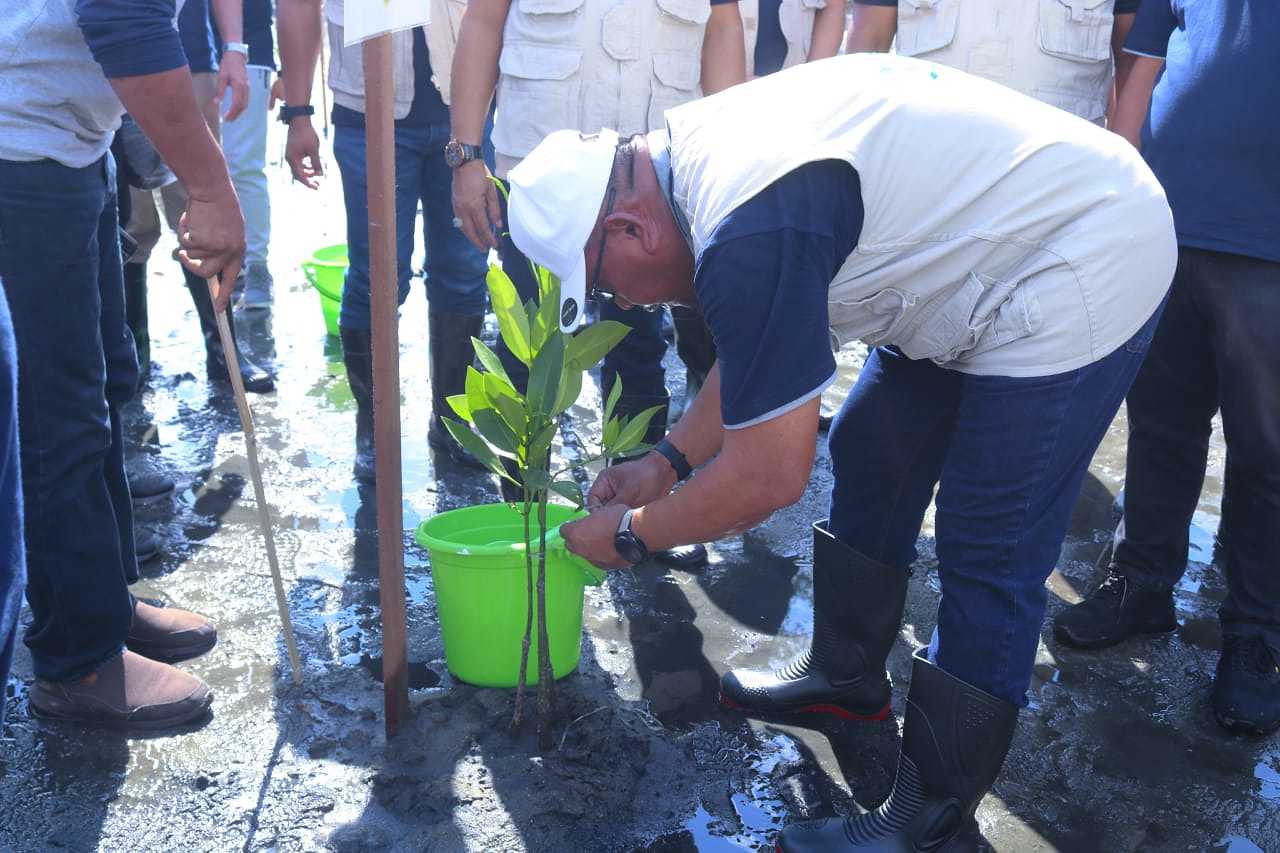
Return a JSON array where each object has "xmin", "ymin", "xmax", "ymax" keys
[{"xmin": 1115, "ymin": 246, "xmax": 1280, "ymax": 648}]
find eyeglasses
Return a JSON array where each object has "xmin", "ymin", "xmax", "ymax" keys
[{"xmin": 587, "ymin": 182, "xmax": 618, "ymax": 304}]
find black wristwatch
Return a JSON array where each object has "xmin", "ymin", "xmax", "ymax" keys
[
  {"xmin": 444, "ymin": 138, "xmax": 483, "ymax": 169},
  {"xmin": 614, "ymin": 509, "xmax": 650, "ymax": 565},
  {"xmin": 652, "ymin": 438, "xmax": 692, "ymax": 482},
  {"xmin": 277, "ymin": 104, "xmax": 315, "ymax": 124}
]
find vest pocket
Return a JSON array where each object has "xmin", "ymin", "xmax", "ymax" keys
[
  {"xmin": 508, "ymin": 0, "xmax": 588, "ymax": 42},
  {"xmin": 496, "ymin": 43, "xmax": 583, "ymax": 156},
  {"xmin": 828, "ymin": 288, "xmax": 916, "ymax": 351},
  {"xmin": 897, "ymin": 272, "xmax": 1041, "ymax": 364},
  {"xmin": 648, "ymin": 52, "xmax": 703, "ymax": 130},
  {"xmin": 895, "ymin": 0, "xmax": 961, "ymax": 58},
  {"xmin": 656, "ymin": 0, "xmax": 712, "ymax": 52},
  {"xmin": 1038, "ymin": 0, "xmax": 1113, "ymax": 63}
]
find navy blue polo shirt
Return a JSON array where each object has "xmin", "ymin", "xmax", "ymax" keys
[
  {"xmin": 77, "ymin": 0, "xmax": 188, "ymax": 79},
  {"xmin": 177, "ymin": 0, "xmax": 217, "ymax": 74},
  {"xmin": 693, "ymin": 159, "xmax": 864, "ymax": 428},
  {"xmin": 1125, "ymin": 1, "xmax": 1280, "ymax": 263},
  {"xmin": 333, "ymin": 27, "xmax": 449, "ymax": 129},
  {"xmin": 212, "ymin": 0, "xmax": 276, "ymax": 69}
]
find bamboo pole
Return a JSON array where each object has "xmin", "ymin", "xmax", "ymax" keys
[
  {"xmin": 205, "ymin": 279, "xmax": 303, "ymax": 685},
  {"xmin": 361, "ymin": 33, "xmax": 410, "ymax": 737}
]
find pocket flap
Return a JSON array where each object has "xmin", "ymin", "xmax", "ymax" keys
[
  {"xmin": 895, "ymin": 0, "xmax": 960, "ymax": 57},
  {"xmin": 800, "ymin": 0, "xmax": 827, "ymax": 9},
  {"xmin": 1047, "ymin": 0, "xmax": 1111, "ymax": 14},
  {"xmin": 652, "ymin": 51, "xmax": 702, "ymax": 90},
  {"xmin": 518, "ymin": 0, "xmax": 586, "ymax": 14},
  {"xmin": 656, "ymin": 0, "xmax": 712, "ymax": 26},
  {"xmin": 500, "ymin": 43, "xmax": 583, "ymax": 80}
]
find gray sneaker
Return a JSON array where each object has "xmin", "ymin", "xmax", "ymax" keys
[{"xmin": 239, "ymin": 262, "xmax": 273, "ymax": 310}]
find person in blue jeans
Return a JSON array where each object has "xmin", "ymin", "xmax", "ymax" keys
[
  {"xmin": 0, "ymin": 0, "xmax": 237, "ymax": 732},
  {"xmin": 280, "ymin": 12, "xmax": 490, "ymax": 481},
  {"xmin": 509, "ymin": 55, "xmax": 1176, "ymax": 850},
  {"xmin": 0, "ymin": 288, "xmax": 26, "ymax": 728},
  {"xmin": 1053, "ymin": 0, "xmax": 1280, "ymax": 737}
]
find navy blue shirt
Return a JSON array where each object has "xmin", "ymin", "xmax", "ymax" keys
[
  {"xmin": 694, "ymin": 160, "xmax": 864, "ymax": 428},
  {"xmin": 212, "ymin": 0, "xmax": 276, "ymax": 69},
  {"xmin": 1125, "ymin": 1, "xmax": 1280, "ymax": 263},
  {"xmin": 76, "ymin": 0, "xmax": 188, "ymax": 79},
  {"xmin": 333, "ymin": 28, "xmax": 449, "ymax": 129},
  {"xmin": 178, "ymin": 0, "xmax": 218, "ymax": 74}
]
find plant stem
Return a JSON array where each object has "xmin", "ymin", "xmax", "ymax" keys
[
  {"xmin": 511, "ymin": 490, "xmax": 535, "ymax": 729},
  {"xmin": 535, "ymin": 493, "xmax": 554, "ymax": 751}
]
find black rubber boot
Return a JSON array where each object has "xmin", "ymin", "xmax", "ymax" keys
[
  {"xmin": 341, "ymin": 327, "xmax": 376, "ymax": 483},
  {"xmin": 1212, "ymin": 635, "xmax": 1280, "ymax": 736},
  {"xmin": 777, "ymin": 652, "xmax": 1018, "ymax": 852},
  {"xmin": 1052, "ymin": 568, "xmax": 1177, "ymax": 650},
  {"xmin": 720, "ymin": 521, "xmax": 906, "ymax": 720},
  {"xmin": 425, "ymin": 311, "xmax": 489, "ymax": 472},
  {"xmin": 124, "ymin": 261, "xmax": 150, "ymax": 388},
  {"xmin": 186, "ymin": 268, "xmax": 274, "ymax": 394}
]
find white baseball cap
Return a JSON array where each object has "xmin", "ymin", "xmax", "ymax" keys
[{"xmin": 508, "ymin": 128, "xmax": 619, "ymax": 332}]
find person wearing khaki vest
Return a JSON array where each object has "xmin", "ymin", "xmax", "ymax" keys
[
  {"xmin": 278, "ymin": 0, "xmax": 494, "ymax": 482},
  {"xmin": 739, "ymin": 0, "xmax": 845, "ymax": 78},
  {"xmin": 847, "ymin": 0, "xmax": 1142, "ymax": 124},
  {"xmin": 447, "ymin": 0, "xmax": 747, "ymax": 567}
]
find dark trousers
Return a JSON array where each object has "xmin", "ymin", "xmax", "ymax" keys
[
  {"xmin": 0, "ymin": 287, "xmax": 25, "ymax": 723},
  {"xmin": 1115, "ymin": 247, "xmax": 1280, "ymax": 649},
  {"xmin": 0, "ymin": 155, "xmax": 139, "ymax": 683},
  {"xmin": 826, "ymin": 306, "xmax": 1163, "ymax": 705}
]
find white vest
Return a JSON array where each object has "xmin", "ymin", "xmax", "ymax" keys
[
  {"xmin": 493, "ymin": 0, "xmax": 711, "ymax": 175},
  {"xmin": 738, "ymin": 0, "xmax": 825, "ymax": 78},
  {"xmin": 666, "ymin": 55, "xmax": 1176, "ymax": 377},
  {"xmin": 895, "ymin": 0, "xmax": 1117, "ymax": 122},
  {"xmin": 325, "ymin": 0, "xmax": 419, "ymax": 118}
]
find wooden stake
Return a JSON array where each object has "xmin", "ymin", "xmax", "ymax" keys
[
  {"xmin": 206, "ymin": 279, "xmax": 303, "ymax": 685},
  {"xmin": 362, "ymin": 33, "xmax": 410, "ymax": 737}
]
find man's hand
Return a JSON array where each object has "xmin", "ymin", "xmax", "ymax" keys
[
  {"xmin": 268, "ymin": 76, "xmax": 285, "ymax": 110},
  {"xmin": 452, "ymin": 159, "xmax": 502, "ymax": 250},
  {"xmin": 587, "ymin": 453, "xmax": 677, "ymax": 510},
  {"xmin": 561, "ymin": 504, "xmax": 632, "ymax": 570},
  {"xmin": 178, "ymin": 186, "xmax": 246, "ymax": 313},
  {"xmin": 286, "ymin": 120, "xmax": 324, "ymax": 188},
  {"xmin": 215, "ymin": 52, "xmax": 250, "ymax": 121}
]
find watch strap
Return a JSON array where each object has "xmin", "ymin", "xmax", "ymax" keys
[
  {"xmin": 223, "ymin": 41, "xmax": 249, "ymax": 58},
  {"xmin": 277, "ymin": 104, "xmax": 315, "ymax": 124},
  {"xmin": 652, "ymin": 438, "xmax": 692, "ymax": 482}
]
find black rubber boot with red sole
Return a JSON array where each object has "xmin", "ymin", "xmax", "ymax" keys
[{"xmin": 719, "ymin": 521, "xmax": 908, "ymax": 722}]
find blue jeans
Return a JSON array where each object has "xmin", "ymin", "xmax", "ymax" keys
[
  {"xmin": 0, "ymin": 287, "xmax": 25, "ymax": 723},
  {"xmin": 0, "ymin": 155, "xmax": 138, "ymax": 683},
  {"xmin": 495, "ymin": 190, "xmax": 670, "ymax": 432},
  {"xmin": 826, "ymin": 307, "xmax": 1164, "ymax": 705},
  {"xmin": 1115, "ymin": 247, "xmax": 1280, "ymax": 650},
  {"xmin": 333, "ymin": 121, "xmax": 488, "ymax": 329}
]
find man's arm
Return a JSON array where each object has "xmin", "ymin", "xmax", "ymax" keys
[
  {"xmin": 1112, "ymin": 0, "xmax": 1176, "ymax": 148},
  {"xmin": 700, "ymin": 2, "xmax": 746, "ymax": 94},
  {"xmin": 450, "ymin": 0, "xmax": 513, "ymax": 251},
  {"xmin": 808, "ymin": 0, "xmax": 846, "ymax": 62},
  {"xmin": 277, "ymin": 0, "xmax": 324, "ymax": 187},
  {"xmin": 1112, "ymin": 54, "xmax": 1163, "ymax": 148},
  {"xmin": 1107, "ymin": 12, "xmax": 1136, "ymax": 126},
  {"xmin": 77, "ymin": 0, "xmax": 244, "ymax": 308},
  {"xmin": 845, "ymin": 2, "xmax": 896, "ymax": 53},
  {"xmin": 210, "ymin": 0, "xmax": 249, "ymax": 120}
]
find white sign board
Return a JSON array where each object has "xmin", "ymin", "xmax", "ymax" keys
[{"xmin": 344, "ymin": 0, "xmax": 431, "ymax": 46}]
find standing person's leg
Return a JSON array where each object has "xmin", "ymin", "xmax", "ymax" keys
[
  {"xmin": 0, "ymin": 156, "xmax": 212, "ymax": 730},
  {"xmin": 1054, "ymin": 250, "xmax": 1213, "ymax": 648},
  {"xmin": 333, "ymin": 123, "xmax": 419, "ymax": 481},
  {"xmin": 1195, "ymin": 249, "xmax": 1280, "ymax": 734},
  {"xmin": 222, "ymin": 65, "xmax": 274, "ymax": 309},
  {"xmin": 720, "ymin": 347, "xmax": 961, "ymax": 719},
  {"xmin": 420, "ymin": 123, "xmax": 490, "ymax": 470},
  {"xmin": 0, "ymin": 287, "xmax": 25, "ymax": 727},
  {"xmin": 600, "ymin": 302, "xmax": 669, "ymax": 446}
]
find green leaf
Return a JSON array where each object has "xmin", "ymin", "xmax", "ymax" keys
[
  {"xmin": 526, "ymin": 421, "xmax": 558, "ymax": 467},
  {"xmin": 486, "ymin": 263, "xmax": 531, "ymax": 366},
  {"xmin": 471, "ymin": 337, "xmax": 512, "ymax": 387},
  {"xmin": 527, "ymin": 331, "xmax": 564, "ymax": 420},
  {"xmin": 484, "ymin": 373, "xmax": 527, "ymax": 436},
  {"xmin": 472, "ymin": 408, "xmax": 518, "ymax": 456},
  {"xmin": 603, "ymin": 376, "xmax": 622, "ymax": 425},
  {"xmin": 443, "ymin": 418, "xmax": 512, "ymax": 482},
  {"xmin": 537, "ymin": 266, "xmax": 559, "ymax": 303},
  {"xmin": 522, "ymin": 468, "xmax": 550, "ymax": 492},
  {"xmin": 465, "ymin": 366, "xmax": 491, "ymax": 416},
  {"xmin": 549, "ymin": 479, "xmax": 584, "ymax": 509},
  {"xmin": 603, "ymin": 414, "xmax": 620, "ymax": 449},
  {"xmin": 488, "ymin": 174, "xmax": 510, "ymax": 202},
  {"xmin": 446, "ymin": 393, "xmax": 471, "ymax": 421},
  {"xmin": 531, "ymin": 280, "xmax": 561, "ymax": 354},
  {"xmin": 610, "ymin": 404, "xmax": 664, "ymax": 456},
  {"xmin": 553, "ymin": 365, "xmax": 583, "ymax": 416},
  {"xmin": 565, "ymin": 321, "xmax": 630, "ymax": 371}
]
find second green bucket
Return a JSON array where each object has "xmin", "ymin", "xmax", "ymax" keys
[{"xmin": 416, "ymin": 502, "xmax": 605, "ymax": 687}]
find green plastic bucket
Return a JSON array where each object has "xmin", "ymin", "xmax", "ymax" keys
[
  {"xmin": 415, "ymin": 502, "xmax": 605, "ymax": 687},
  {"xmin": 301, "ymin": 244, "xmax": 347, "ymax": 338}
]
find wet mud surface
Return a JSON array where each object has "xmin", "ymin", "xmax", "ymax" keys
[{"xmin": 1, "ymin": 131, "xmax": 1275, "ymax": 852}]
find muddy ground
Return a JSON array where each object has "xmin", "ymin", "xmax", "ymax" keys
[{"xmin": 0, "ymin": 128, "xmax": 1275, "ymax": 853}]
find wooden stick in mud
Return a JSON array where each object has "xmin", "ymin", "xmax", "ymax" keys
[
  {"xmin": 362, "ymin": 33, "xmax": 411, "ymax": 737},
  {"xmin": 206, "ymin": 277, "xmax": 304, "ymax": 686}
]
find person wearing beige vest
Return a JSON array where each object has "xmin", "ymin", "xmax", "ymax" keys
[
  {"xmin": 447, "ymin": 0, "xmax": 747, "ymax": 567},
  {"xmin": 278, "ymin": 0, "xmax": 495, "ymax": 482},
  {"xmin": 848, "ymin": 0, "xmax": 1142, "ymax": 124},
  {"xmin": 503, "ymin": 55, "xmax": 1175, "ymax": 849}
]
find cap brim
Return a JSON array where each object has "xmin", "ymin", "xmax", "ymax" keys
[{"xmin": 558, "ymin": 256, "xmax": 587, "ymax": 333}]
